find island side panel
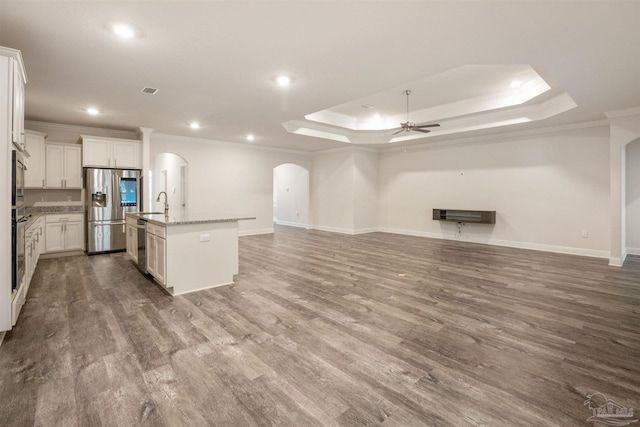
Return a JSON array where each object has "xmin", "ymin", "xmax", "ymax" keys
[{"xmin": 166, "ymin": 221, "xmax": 239, "ymax": 295}]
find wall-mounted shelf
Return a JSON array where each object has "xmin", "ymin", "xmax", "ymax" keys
[{"xmin": 433, "ymin": 209, "xmax": 496, "ymax": 224}]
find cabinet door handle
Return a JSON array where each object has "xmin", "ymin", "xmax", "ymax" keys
[{"xmin": 42, "ymin": 179, "xmax": 45, "ymax": 188}]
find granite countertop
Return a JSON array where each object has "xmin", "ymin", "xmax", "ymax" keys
[
  {"xmin": 127, "ymin": 212, "xmax": 256, "ymax": 226},
  {"xmin": 26, "ymin": 205, "xmax": 83, "ymax": 214}
]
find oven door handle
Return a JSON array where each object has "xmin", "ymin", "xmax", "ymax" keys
[{"xmin": 17, "ymin": 214, "xmax": 32, "ymax": 223}]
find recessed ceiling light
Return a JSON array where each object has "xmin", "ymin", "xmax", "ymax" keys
[
  {"xmin": 275, "ymin": 75, "xmax": 292, "ymax": 86},
  {"xmin": 86, "ymin": 107, "xmax": 101, "ymax": 115},
  {"xmin": 246, "ymin": 134, "xmax": 255, "ymax": 141},
  {"xmin": 189, "ymin": 122, "xmax": 200, "ymax": 129},
  {"xmin": 113, "ymin": 24, "xmax": 135, "ymax": 39},
  {"xmin": 510, "ymin": 80, "xmax": 522, "ymax": 88}
]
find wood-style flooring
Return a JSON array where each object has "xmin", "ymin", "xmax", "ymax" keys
[{"xmin": 1, "ymin": 225, "xmax": 639, "ymax": 426}]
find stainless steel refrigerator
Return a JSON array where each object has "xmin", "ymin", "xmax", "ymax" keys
[{"xmin": 85, "ymin": 168, "xmax": 141, "ymax": 254}]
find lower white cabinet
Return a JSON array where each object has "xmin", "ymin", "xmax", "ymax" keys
[
  {"xmin": 125, "ymin": 217, "xmax": 138, "ymax": 263},
  {"xmin": 146, "ymin": 223, "xmax": 166, "ymax": 286},
  {"xmin": 45, "ymin": 213, "xmax": 83, "ymax": 253},
  {"xmin": 25, "ymin": 216, "xmax": 44, "ymax": 288},
  {"xmin": 13, "ymin": 215, "xmax": 44, "ymax": 326}
]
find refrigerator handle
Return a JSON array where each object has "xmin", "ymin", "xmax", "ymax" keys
[{"xmin": 140, "ymin": 175, "xmax": 144, "ymax": 211}]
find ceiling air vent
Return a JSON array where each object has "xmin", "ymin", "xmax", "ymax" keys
[{"xmin": 141, "ymin": 87, "xmax": 159, "ymax": 95}]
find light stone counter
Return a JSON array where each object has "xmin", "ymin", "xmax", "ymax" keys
[{"xmin": 130, "ymin": 212, "xmax": 255, "ymax": 226}]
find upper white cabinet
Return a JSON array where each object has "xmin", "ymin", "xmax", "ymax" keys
[
  {"xmin": 24, "ymin": 130, "xmax": 47, "ymax": 188},
  {"xmin": 10, "ymin": 56, "xmax": 26, "ymax": 151},
  {"xmin": 45, "ymin": 143, "xmax": 82, "ymax": 188},
  {"xmin": 82, "ymin": 135, "xmax": 141, "ymax": 169}
]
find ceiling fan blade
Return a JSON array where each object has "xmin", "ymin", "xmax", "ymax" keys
[
  {"xmin": 415, "ymin": 123, "xmax": 440, "ymax": 129},
  {"xmin": 412, "ymin": 128, "xmax": 431, "ymax": 133},
  {"xmin": 392, "ymin": 129, "xmax": 405, "ymax": 135}
]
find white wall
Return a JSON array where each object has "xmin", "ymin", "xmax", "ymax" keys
[
  {"xmin": 626, "ymin": 138, "xmax": 640, "ymax": 254},
  {"xmin": 378, "ymin": 126, "xmax": 611, "ymax": 258},
  {"xmin": 310, "ymin": 147, "xmax": 379, "ymax": 234},
  {"xmin": 21, "ymin": 121, "xmax": 621, "ymax": 259},
  {"xmin": 150, "ymin": 133, "xmax": 311, "ymax": 235},
  {"xmin": 311, "ymin": 148, "xmax": 355, "ymax": 232},
  {"xmin": 274, "ymin": 163, "xmax": 309, "ymax": 228},
  {"xmin": 353, "ymin": 149, "xmax": 378, "ymax": 233}
]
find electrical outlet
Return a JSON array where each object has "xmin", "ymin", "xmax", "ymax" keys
[
  {"xmin": 199, "ymin": 234, "xmax": 210, "ymax": 242},
  {"xmin": 581, "ymin": 230, "xmax": 589, "ymax": 238}
]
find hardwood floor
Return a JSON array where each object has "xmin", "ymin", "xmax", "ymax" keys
[{"xmin": 1, "ymin": 225, "xmax": 639, "ymax": 426}]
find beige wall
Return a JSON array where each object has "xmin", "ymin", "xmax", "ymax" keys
[
  {"xmin": 24, "ymin": 120, "xmax": 623, "ymax": 259},
  {"xmin": 149, "ymin": 133, "xmax": 311, "ymax": 235},
  {"xmin": 378, "ymin": 125, "xmax": 611, "ymax": 258}
]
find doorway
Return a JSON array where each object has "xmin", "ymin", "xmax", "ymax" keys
[{"xmin": 273, "ymin": 163, "xmax": 309, "ymax": 228}]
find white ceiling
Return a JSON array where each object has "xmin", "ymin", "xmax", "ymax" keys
[{"xmin": 0, "ymin": 1, "xmax": 638, "ymax": 152}]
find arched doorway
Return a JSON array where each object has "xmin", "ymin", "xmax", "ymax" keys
[
  {"xmin": 626, "ymin": 138, "xmax": 640, "ymax": 255},
  {"xmin": 273, "ymin": 163, "xmax": 309, "ymax": 228}
]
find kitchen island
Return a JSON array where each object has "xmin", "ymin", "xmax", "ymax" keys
[{"xmin": 126, "ymin": 212, "xmax": 255, "ymax": 295}]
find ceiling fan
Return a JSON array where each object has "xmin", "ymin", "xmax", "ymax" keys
[{"xmin": 392, "ymin": 90, "xmax": 440, "ymax": 135}]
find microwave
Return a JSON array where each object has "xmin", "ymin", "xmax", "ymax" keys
[{"xmin": 12, "ymin": 150, "xmax": 25, "ymax": 208}]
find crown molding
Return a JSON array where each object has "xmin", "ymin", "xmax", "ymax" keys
[
  {"xmin": 379, "ymin": 119, "xmax": 609, "ymax": 154},
  {"xmin": 151, "ymin": 132, "xmax": 312, "ymax": 157},
  {"xmin": 25, "ymin": 120, "xmax": 137, "ymax": 139},
  {"xmin": 605, "ymin": 107, "xmax": 640, "ymax": 119}
]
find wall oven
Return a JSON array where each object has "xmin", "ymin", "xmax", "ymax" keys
[
  {"xmin": 12, "ymin": 207, "xmax": 28, "ymax": 292},
  {"xmin": 12, "ymin": 149, "xmax": 25, "ymax": 208},
  {"xmin": 11, "ymin": 150, "xmax": 27, "ymax": 292}
]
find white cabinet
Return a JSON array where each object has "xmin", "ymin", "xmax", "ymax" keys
[
  {"xmin": 45, "ymin": 144, "xmax": 82, "ymax": 188},
  {"xmin": 126, "ymin": 216, "xmax": 138, "ymax": 263},
  {"xmin": 13, "ymin": 215, "xmax": 43, "ymax": 327},
  {"xmin": 146, "ymin": 223, "xmax": 166, "ymax": 286},
  {"xmin": 24, "ymin": 130, "xmax": 47, "ymax": 188},
  {"xmin": 45, "ymin": 213, "xmax": 83, "ymax": 253},
  {"xmin": 82, "ymin": 135, "xmax": 141, "ymax": 169},
  {"xmin": 2, "ymin": 46, "xmax": 27, "ymax": 331},
  {"xmin": 10, "ymin": 56, "xmax": 26, "ymax": 151},
  {"xmin": 25, "ymin": 216, "xmax": 44, "ymax": 291}
]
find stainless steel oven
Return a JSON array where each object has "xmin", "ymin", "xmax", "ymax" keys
[
  {"xmin": 12, "ymin": 149, "xmax": 25, "ymax": 208},
  {"xmin": 12, "ymin": 207, "xmax": 28, "ymax": 292}
]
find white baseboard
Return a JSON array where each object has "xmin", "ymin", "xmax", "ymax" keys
[
  {"xmin": 239, "ymin": 228, "xmax": 274, "ymax": 237},
  {"xmin": 609, "ymin": 249, "xmax": 628, "ymax": 267},
  {"xmin": 265, "ymin": 223, "xmax": 614, "ymax": 261},
  {"xmin": 309, "ymin": 224, "xmax": 359, "ymax": 235},
  {"xmin": 275, "ymin": 220, "xmax": 309, "ymax": 229},
  {"xmin": 377, "ymin": 227, "xmax": 610, "ymax": 260},
  {"xmin": 627, "ymin": 247, "xmax": 640, "ymax": 256}
]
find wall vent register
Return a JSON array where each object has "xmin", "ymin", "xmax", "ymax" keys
[{"xmin": 433, "ymin": 209, "xmax": 496, "ymax": 224}]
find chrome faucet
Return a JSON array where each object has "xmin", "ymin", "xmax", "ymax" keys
[{"xmin": 156, "ymin": 191, "xmax": 169, "ymax": 216}]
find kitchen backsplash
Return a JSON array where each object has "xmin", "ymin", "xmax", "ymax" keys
[
  {"xmin": 24, "ymin": 188, "xmax": 83, "ymax": 206},
  {"xmin": 26, "ymin": 204, "xmax": 83, "ymax": 214}
]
